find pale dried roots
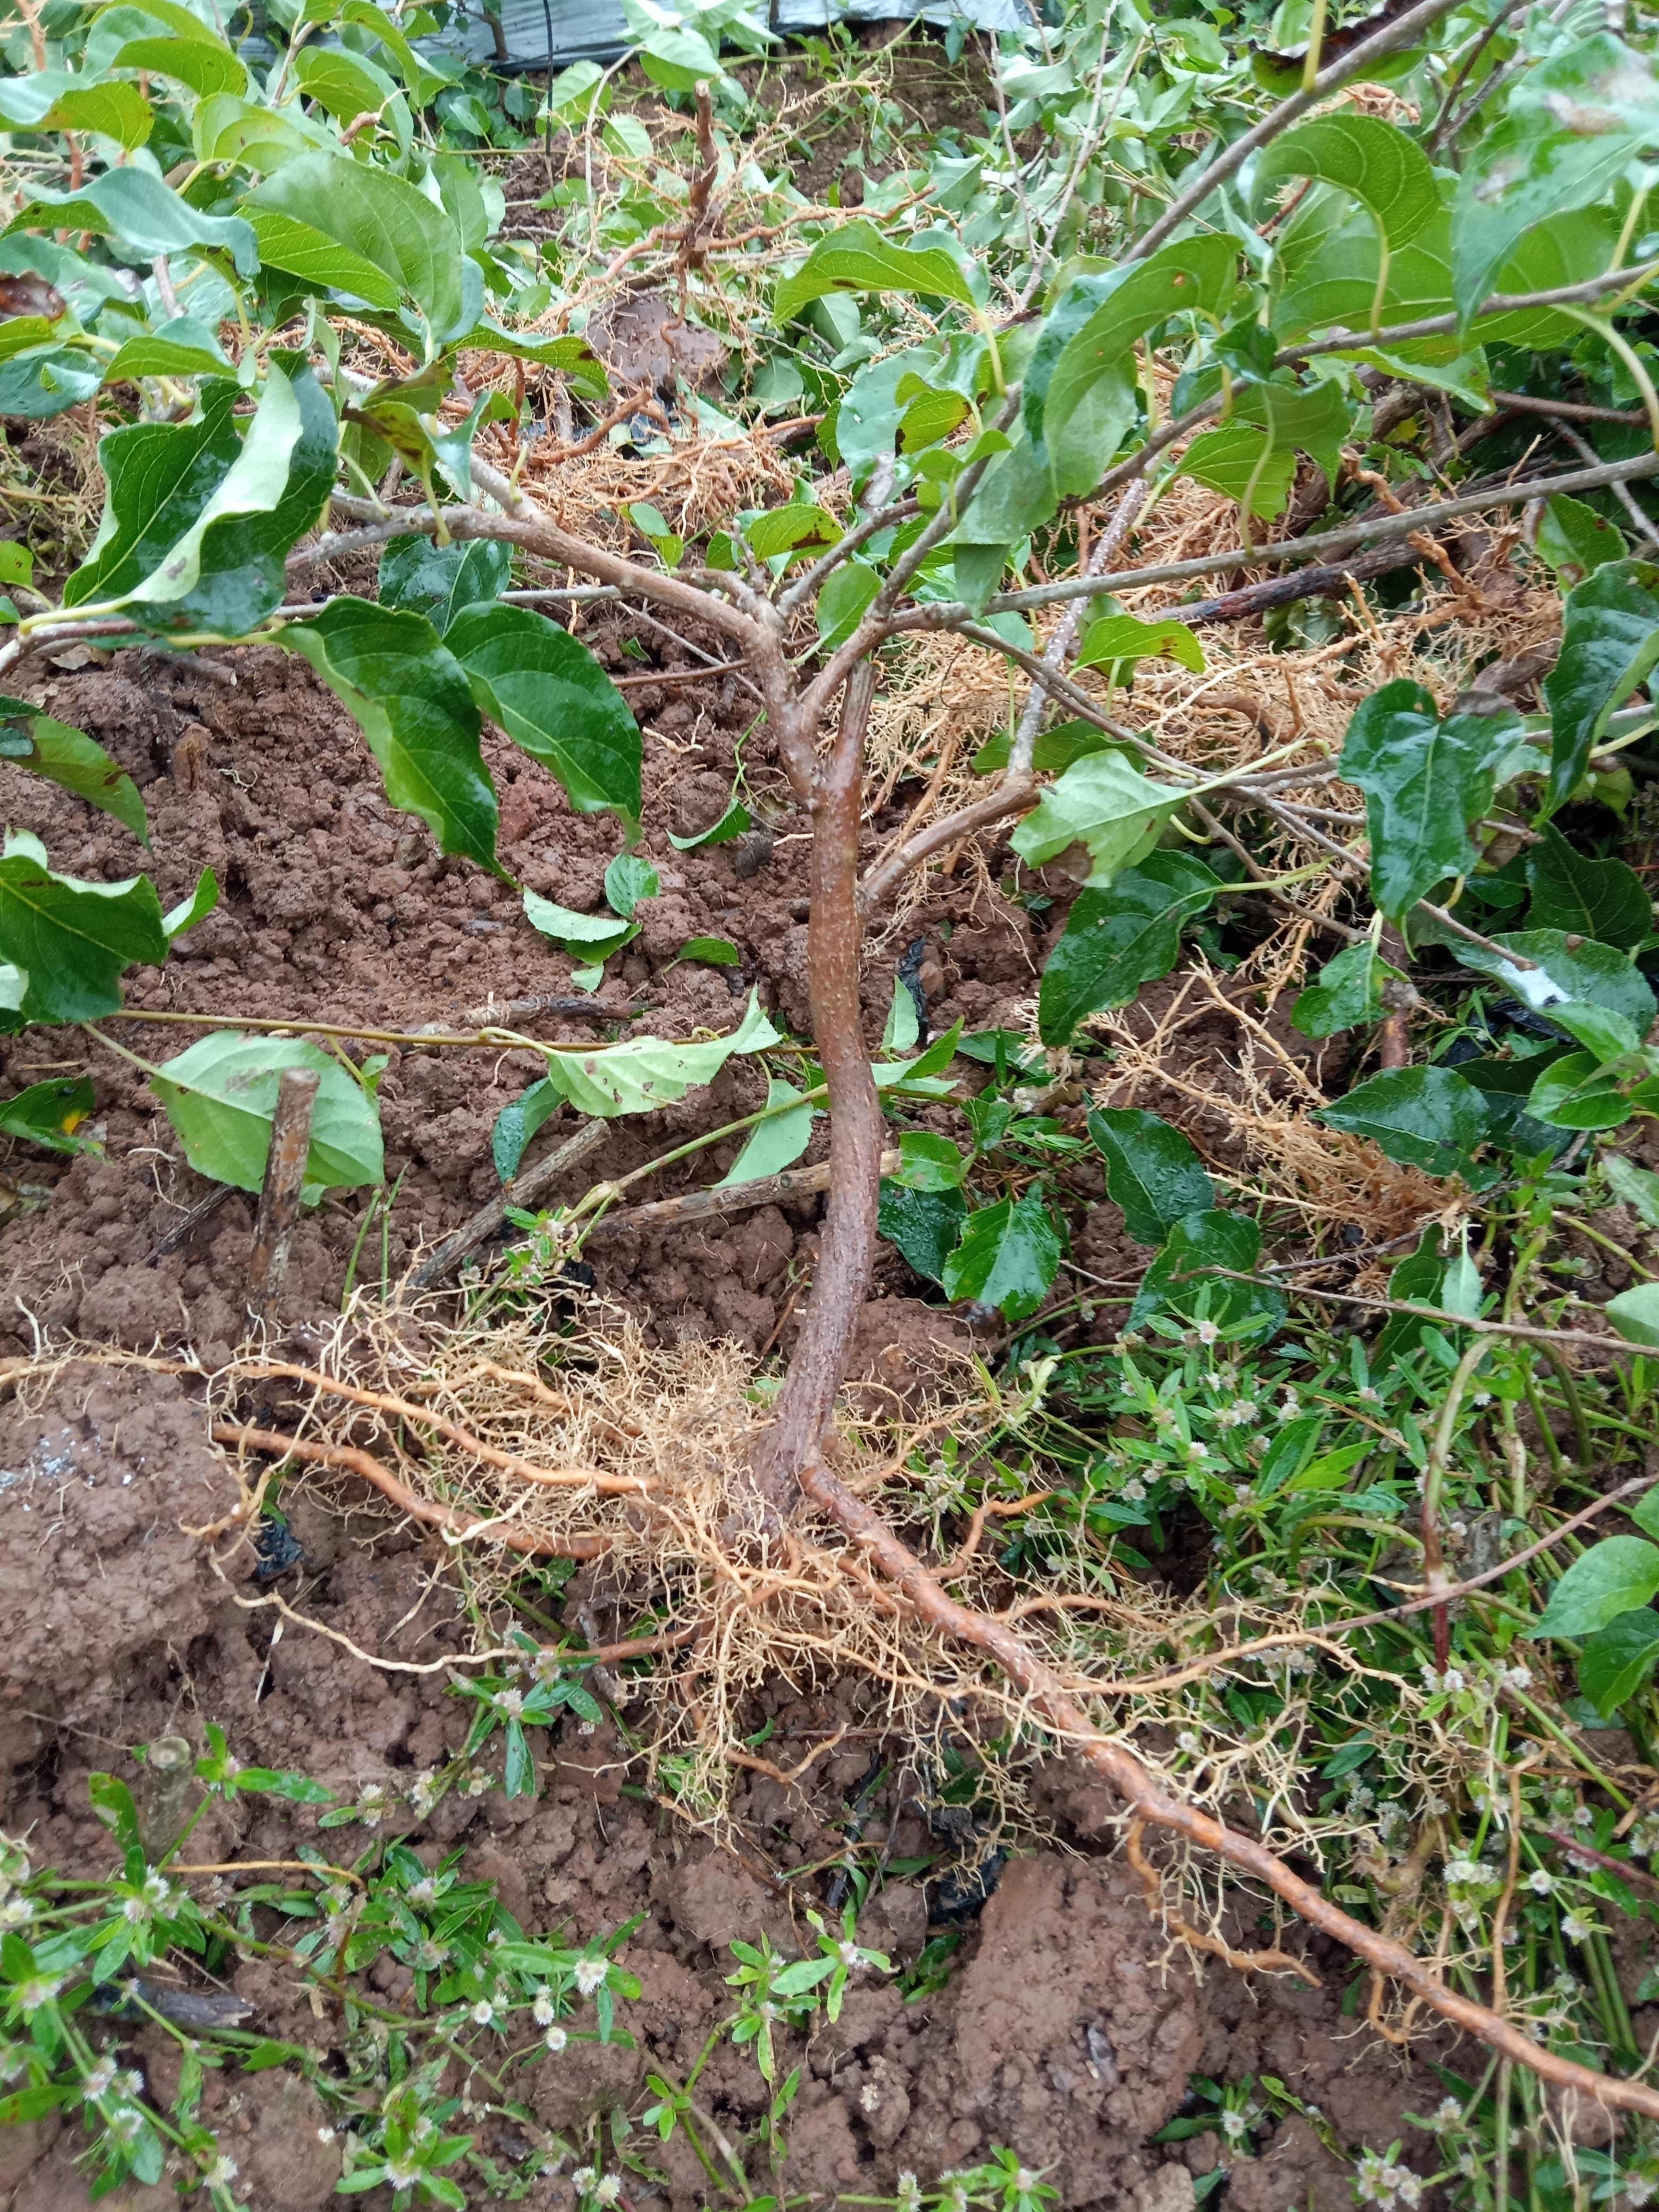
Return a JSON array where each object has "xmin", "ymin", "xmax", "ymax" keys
[{"xmin": 15, "ymin": 1310, "xmax": 1654, "ymax": 2118}]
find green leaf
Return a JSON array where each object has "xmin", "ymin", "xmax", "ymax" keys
[
  {"xmin": 378, "ymin": 536, "xmax": 510, "ymax": 635},
  {"xmin": 717, "ymin": 1078, "xmax": 813, "ymax": 1185},
  {"xmin": 1339, "ymin": 680, "xmax": 1520, "ymax": 919},
  {"xmin": 1074, "ymin": 613, "xmax": 1204, "ymax": 676},
  {"xmin": 294, "ymin": 45, "xmax": 411, "ymax": 157},
  {"xmin": 7, "ymin": 167, "xmax": 256, "ymax": 274},
  {"xmin": 1176, "ymin": 424, "xmax": 1298, "ymax": 520},
  {"xmin": 1035, "ymin": 238, "xmax": 1237, "ymax": 496},
  {"xmin": 604, "ymin": 854, "xmax": 659, "ymax": 918},
  {"xmin": 817, "ymin": 559, "xmax": 881, "ymax": 652},
  {"xmin": 1130, "ymin": 1208, "xmax": 1284, "ymax": 1336},
  {"xmin": 1607, "ymin": 1284, "xmax": 1659, "ymax": 1347},
  {"xmin": 877, "ymin": 1181, "xmax": 968, "ymax": 1285},
  {"xmin": 150, "ymin": 1034, "xmax": 383, "ymax": 1199},
  {"xmin": 1447, "ymin": 929, "xmax": 1656, "ymax": 1029},
  {"xmin": 1579, "ymin": 1608, "xmax": 1659, "ymax": 1715},
  {"xmin": 1257, "ymin": 114, "xmax": 1439, "ymax": 263},
  {"xmin": 1536, "ymin": 495, "xmax": 1628, "ymax": 588},
  {"xmin": 775, "ymin": 221, "xmax": 974, "ymax": 322},
  {"xmin": 111, "ymin": 34, "xmax": 247, "ymax": 98},
  {"xmin": 1605, "ymin": 1154, "xmax": 1659, "ymax": 1229},
  {"xmin": 1535, "ymin": 1535, "xmax": 1659, "ymax": 1638},
  {"xmin": 250, "ymin": 154, "xmax": 465, "ymax": 337},
  {"xmin": 1038, "ymin": 851, "xmax": 1218, "ymax": 1044},
  {"xmin": 1009, "ymin": 752, "xmax": 1189, "ymax": 888},
  {"xmin": 244, "ymin": 207, "xmax": 403, "ymax": 309},
  {"xmin": 510, "ymin": 993, "xmax": 780, "ymax": 1119},
  {"xmin": 104, "ymin": 316, "xmax": 232, "ymax": 383},
  {"xmin": 1544, "ymin": 560, "xmax": 1659, "ymax": 814},
  {"xmin": 522, "ymin": 891, "xmax": 635, "ymax": 961},
  {"xmin": 672, "ymin": 935, "xmax": 741, "ymax": 967},
  {"xmin": 445, "ymin": 602, "xmax": 641, "ymax": 832},
  {"xmin": 0, "ymin": 74, "xmax": 154, "ymax": 149},
  {"xmin": 282, "ymin": 598, "xmax": 500, "ymax": 874},
  {"xmin": 0, "ymin": 830, "xmax": 167, "ymax": 1023},
  {"xmin": 0, "ymin": 694, "xmax": 146, "ymax": 842},
  {"xmin": 1525, "ymin": 1048, "xmax": 1637, "ymax": 1131},
  {"xmin": 971, "ymin": 720, "xmax": 1118, "ymax": 777},
  {"xmin": 1291, "ymin": 942, "xmax": 1405, "ymax": 1038},
  {"xmin": 0, "ymin": 1074, "xmax": 96, "ymax": 1155},
  {"xmin": 1526, "ymin": 825, "xmax": 1652, "ymax": 952},
  {"xmin": 66, "ymin": 361, "xmax": 336, "ymax": 634},
  {"xmin": 892, "ymin": 1131, "xmax": 966, "ymax": 1191},
  {"xmin": 941, "ymin": 1189, "xmax": 1065, "ymax": 1319},
  {"xmin": 493, "ymin": 1077, "xmax": 559, "ymax": 1181},
  {"xmin": 163, "ymin": 866, "xmax": 219, "ymax": 942},
  {"xmin": 1086, "ymin": 1106, "xmax": 1214, "ymax": 1245},
  {"xmin": 1454, "ymin": 36, "xmax": 1659, "ymax": 324},
  {"xmin": 745, "ymin": 505, "xmax": 840, "ymax": 559},
  {"xmin": 1316, "ymin": 1065, "xmax": 1490, "ymax": 1177},
  {"xmin": 0, "ymin": 342, "xmax": 102, "ymax": 420}
]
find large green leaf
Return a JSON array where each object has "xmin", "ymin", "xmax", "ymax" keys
[
  {"xmin": 150, "ymin": 1034, "xmax": 383, "ymax": 1200},
  {"xmin": 878, "ymin": 1181, "xmax": 968, "ymax": 1283},
  {"xmin": 522, "ymin": 890, "xmax": 635, "ymax": 962},
  {"xmin": 111, "ymin": 35, "xmax": 247, "ymax": 99},
  {"xmin": 774, "ymin": 221, "xmax": 975, "ymax": 322},
  {"xmin": 281, "ymin": 598, "xmax": 500, "ymax": 874},
  {"xmin": 445, "ymin": 602, "xmax": 641, "ymax": 832},
  {"xmin": 0, "ymin": 829, "xmax": 167, "ymax": 1023},
  {"xmin": 103, "ymin": 316, "xmax": 231, "ymax": 383},
  {"xmin": 1074, "ymin": 613, "xmax": 1204, "ymax": 676},
  {"xmin": 0, "ymin": 343, "xmax": 102, "ymax": 419},
  {"xmin": 250, "ymin": 155, "xmax": 465, "ymax": 337},
  {"xmin": 941, "ymin": 1190, "xmax": 1065, "ymax": 1319},
  {"xmin": 1544, "ymin": 560, "xmax": 1659, "ymax": 815},
  {"xmin": 717, "ymin": 1078, "xmax": 814, "ymax": 1186},
  {"xmin": 1259, "ymin": 114, "xmax": 1438, "ymax": 255},
  {"xmin": 65, "ymin": 362, "xmax": 334, "ymax": 633},
  {"xmin": 0, "ymin": 73, "xmax": 153, "ymax": 149},
  {"xmin": 1129, "ymin": 1208, "xmax": 1283, "ymax": 1336},
  {"xmin": 1038, "ymin": 851, "xmax": 1218, "ymax": 1044},
  {"xmin": 244, "ymin": 207, "xmax": 403, "ymax": 308},
  {"xmin": 1036, "ymin": 238, "xmax": 1236, "ymax": 497},
  {"xmin": 293, "ymin": 46, "xmax": 412, "ymax": 158},
  {"xmin": 1535, "ymin": 1536, "xmax": 1659, "ymax": 1638},
  {"xmin": 7, "ymin": 169, "xmax": 256, "ymax": 276},
  {"xmin": 1536, "ymin": 495, "xmax": 1628, "ymax": 588},
  {"xmin": 1448, "ymin": 928, "xmax": 1656, "ymax": 1028},
  {"xmin": 510, "ymin": 994, "xmax": 780, "ymax": 1120},
  {"xmin": 0, "ymin": 696, "xmax": 146, "ymax": 843},
  {"xmin": 1009, "ymin": 752, "xmax": 1189, "ymax": 887},
  {"xmin": 1316, "ymin": 1065, "xmax": 1489, "ymax": 1177},
  {"xmin": 378, "ymin": 536, "xmax": 510, "ymax": 635},
  {"xmin": 1579, "ymin": 1607, "xmax": 1659, "ymax": 1716},
  {"xmin": 1526, "ymin": 824, "xmax": 1651, "ymax": 951},
  {"xmin": 1340, "ymin": 680, "xmax": 1521, "ymax": 919},
  {"xmin": 1454, "ymin": 36, "xmax": 1659, "ymax": 322},
  {"xmin": 1086, "ymin": 1106, "xmax": 1213, "ymax": 1245}
]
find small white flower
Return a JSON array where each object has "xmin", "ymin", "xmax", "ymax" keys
[
  {"xmin": 406, "ymin": 1876, "xmax": 438, "ymax": 1908},
  {"xmin": 1229, "ymin": 1398, "xmax": 1258, "ymax": 1425},
  {"xmin": 1277, "ymin": 1394, "xmax": 1301, "ymax": 1421},
  {"xmin": 592, "ymin": 2178, "xmax": 622, "ymax": 2207},
  {"xmin": 495, "ymin": 1688, "xmax": 525, "ymax": 1720},
  {"xmin": 387, "ymin": 2155, "xmax": 423, "ymax": 2189},
  {"xmin": 1562, "ymin": 1912, "xmax": 1597, "ymax": 1942},
  {"xmin": 1530, "ymin": 1869, "xmax": 1555, "ymax": 1895},
  {"xmin": 573, "ymin": 2168, "xmax": 597, "ymax": 2194},
  {"xmin": 1358, "ymin": 1385, "xmax": 1381, "ymax": 1404},
  {"xmin": 897, "ymin": 2174, "xmax": 921, "ymax": 2212},
  {"xmin": 1443, "ymin": 1667, "xmax": 1466, "ymax": 1693},
  {"xmin": 574, "ymin": 1955, "xmax": 608, "ymax": 1997},
  {"xmin": 532, "ymin": 1989, "xmax": 556, "ymax": 2025},
  {"xmin": 1121, "ymin": 1477, "xmax": 1146, "ymax": 1503},
  {"xmin": 203, "ymin": 2153, "xmax": 238, "ymax": 2187},
  {"xmin": 471, "ymin": 1999, "xmax": 496, "ymax": 2027},
  {"xmin": 1178, "ymin": 1731, "xmax": 1201, "ymax": 1754},
  {"xmin": 13, "ymin": 1975, "xmax": 61, "ymax": 2015},
  {"xmin": 1503, "ymin": 1664, "xmax": 1533, "ymax": 1691},
  {"xmin": 544, "ymin": 2024, "xmax": 568, "ymax": 2053},
  {"xmin": 84, "ymin": 2055, "xmax": 117, "ymax": 2098},
  {"xmin": 1435, "ymin": 2098, "xmax": 1463, "ymax": 2126},
  {"xmin": 1573, "ymin": 1803, "xmax": 1594, "ymax": 1827},
  {"xmin": 1185, "ymin": 1439, "xmax": 1209, "ymax": 1462},
  {"xmin": 838, "ymin": 1940, "xmax": 862, "ymax": 1967},
  {"xmin": 1016, "ymin": 2172, "xmax": 1042, "ymax": 2194},
  {"xmin": 316, "ymin": 2126, "xmax": 335, "ymax": 2143},
  {"xmin": 1220, "ymin": 2109, "xmax": 1249, "ymax": 2141},
  {"xmin": 1194, "ymin": 1319, "xmax": 1219, "ymax": 1345}
]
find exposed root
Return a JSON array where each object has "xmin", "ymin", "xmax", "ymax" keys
[{"xmin": 1124, "ymin": 1819, "xmax": 1322, "ymax": 1987}]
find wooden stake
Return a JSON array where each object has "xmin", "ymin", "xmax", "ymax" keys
[{"xmin": 248, "ymin": 1067, "xmax": 319, "ymax": 1325}]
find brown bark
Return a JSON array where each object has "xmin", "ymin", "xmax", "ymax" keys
[
  {"xmin": 753, "ymin": 663, "xmax": 884, "ymax": 1514},
  {"xmin": 248, "ymin": 1067, "xmax": 319, "ymax": 1325}
]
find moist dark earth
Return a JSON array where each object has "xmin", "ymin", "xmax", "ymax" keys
[{"xmin": 0, "ymin": 629, "xmax": 1519, "ymax": 2209}]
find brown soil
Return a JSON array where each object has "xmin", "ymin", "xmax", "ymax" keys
[{"xmin": 0, "ymin": 640, "xmax": 1464, "ymax": 2208}]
